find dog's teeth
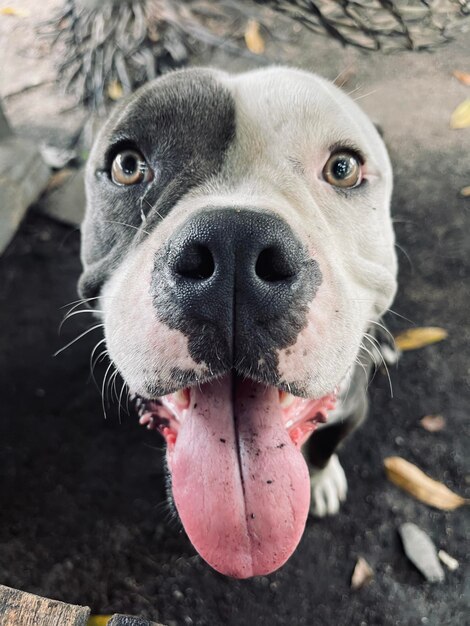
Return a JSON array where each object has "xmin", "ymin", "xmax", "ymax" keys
[
  {"xmin": 279, "ymin": 390, "xmax": 295, "ymax": 408},
  {"xmin": 172, "ymin": 388, "xmax": 190, "ymax": 409}
]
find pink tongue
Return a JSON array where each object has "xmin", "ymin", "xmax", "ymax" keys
[{"xmin": 168, "ymin": 374, "xmax": 311, "ymax": 578}]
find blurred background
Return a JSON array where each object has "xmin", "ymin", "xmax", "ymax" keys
[{"xmin": 0, "ymin": 1, "xmax": 469, "ymax": 624}]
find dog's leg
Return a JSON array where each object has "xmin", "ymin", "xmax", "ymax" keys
[{"xmin": 306, "ymin": 382, "xmax": 368, "ymax": 517}]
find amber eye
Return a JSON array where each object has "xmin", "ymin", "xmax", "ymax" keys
[
  {"xmin": 111, "ymin": 149, "xmax": 153, "ymax": 186},
  {"xmin": 323, "ymin": 151, "xmax": 362, "ymax": 188}
]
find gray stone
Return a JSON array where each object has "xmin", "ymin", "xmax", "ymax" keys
[
  {"xmin": 0, "ymin": 136, "xmax": 50, "ymax": 254},
  {"xmin": 37, "ymin": 167, "xmax": 86, "ymax": 227},
  {"xmin": 399, "ymin": 523, "xmax": 445, "ymax": 583}
]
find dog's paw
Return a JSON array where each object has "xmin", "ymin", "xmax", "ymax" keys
[{"xmin": 310, "ymin": 454, "xmax": 347, "ymax": 517}]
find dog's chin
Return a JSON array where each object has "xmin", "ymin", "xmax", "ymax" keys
[{"xmin": 131, "ymin": 369, "xmax": 339, "ymax": 579}]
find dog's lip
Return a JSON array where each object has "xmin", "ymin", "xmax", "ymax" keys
[{"xmin": 133, "ymin": 374, "xmax": 337, "ymax": 450}]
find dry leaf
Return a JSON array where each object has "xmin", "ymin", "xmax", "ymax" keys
[
  {"xmin": 107, "ymin": 80, "xmax": 123, "ymax": 101},
  {"xmin": 450, "ymin": 99, "xmax": 470, "ymax": 129},
  {"xmin": 351, "ymin": 556, "xmax": 373, "ymax": 589},
  {"xmin": 0, "ymin": 7, "xmax": 30, "ymax": 17},
  {"xmin": 460, "ymin": 185, "xmax": 470, "ymax": 197},
  {"xmin": 453, "ymin": 70, "xmax": 470, "ymax": 87},
  {"xmin": 438, "ymin": 549, "xmax": 459, "ymax": 571},
  {"xmin": 394, "ymin": 327, "xmax": 447, "ymax": 351},
  {"xmin": 87, "ymin": 617, "xmax": 112, "ymax": 626},
  {"xmin": 399, "ymin": 523, "xmax": 444, "ymax": 583},
  {"xmin": 244, "ymin": 20, "xmax": 265, "ymax": 54},
  {"xmin": 420, "ymin": 414, "xmax": 446, "ymax": 433},
  {"xmin": 46, "ymin": 168, "xmax": 74, "ymax": 192},
  {"xmin": 384, "ymin": 457, "xmax": 468, "ymax": 511}
]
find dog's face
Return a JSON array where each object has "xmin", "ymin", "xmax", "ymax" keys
[{"xmin": 80, "ymin": 67, "xmax": 397, "ymax": 578}]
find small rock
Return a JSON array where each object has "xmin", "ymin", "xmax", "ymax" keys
[
  {"xmin": 399, "ymin": 523, "xmax": 444, "ymax": 582},
  {"xmin": 351, "ymin": 556, "xmax": 374, "ymax": 590},
  {"xmin": 40, "ymin": 144, "xmax": 77, "ymax": 169},
  {"xmin": 438, "ymin": 549, "xmax": 459, "ymax": 571},
  {"xmin": 420, "ymin": 415, "xmax": 446, "ymax": 432}
]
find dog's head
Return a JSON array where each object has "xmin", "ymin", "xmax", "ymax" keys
[{"xmin": 80, "ymin": 67, "xmax": 397, "ymax": 578}]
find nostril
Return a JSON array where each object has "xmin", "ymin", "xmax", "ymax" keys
[
  {"xmin": 255, "ymin": 247, "xmax": 297, "ymax": 282},
  {"xmin": 175, "ymin": 243, "xmax": 215, "ymax": 280}
]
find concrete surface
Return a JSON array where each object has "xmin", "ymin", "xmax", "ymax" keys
[{"xmin": 0, "ymin": 135, "xmax": 50, "ymax": 253}]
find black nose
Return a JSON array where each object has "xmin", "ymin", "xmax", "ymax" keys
[{"xmin": 152, "ymin": 209, "xmax": 321, "ymax": 375}]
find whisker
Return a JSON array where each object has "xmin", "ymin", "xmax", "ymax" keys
[
  {"xmin": 353, "ymin": 356, "xmax": 368, "ymax": 382},
  {"xmin": 59, "ymin": 308, "xmax": 103, "ymax": 333},
  {"xmin": 90, "ymin": 345, "xmax": 109, "ymax": 390},
  {"xmin": 143, "ymin": 197, "xmax": 165, "ymax": 222},
  {"xmin": 368, "ymin": 319, "xmax": 396, "ymax": 347},
  {"xmin": 387, "ymin": 308, "xmax": 415, "ymax": 325},
  {"xmin": 118, "ymin": 379, "xmax": 129, "ymax": 423},
  {"xmin": 54, "ymin": 324, "xmax": 104, "ymax": 356},
  {"xmin": 363, "ymin": 334, "xmax": 393, "ymax": 398},
  {"xmin": 352, "ymin": 89, "xmax": 378, "ymax": 102},
  {"xmin": 110, "ymin": 368, "xmax": 120, "ymax": 406},
  {"xmin": 101, "ymin": 360, "xmax": 115, "ymax": 420},
  {"xmin": 60, "ymin": 296, "xmax": 104, "ymax": 310},
  {"xmin": 103, "ymin": 219, "xmax": 151, "ymax": 236},
  {"xmin": 345, "ymin": 85, "xmax": 362, "ymax": 98},
  {"xmin": 90, "ymin": 341, "xmax": 107, "ymax": 375},
  {"xmin": 395, "ymin": 242, "xmax": 413, "ymax": 270}
]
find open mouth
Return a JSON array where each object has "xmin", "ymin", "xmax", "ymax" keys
[
  {"xmin": 136, "ymin": 376, "xmax": 336, "ymax": 450},
  {"xmin": 132, "ymin": 372, "xmax": 337, "ymax": 579}
]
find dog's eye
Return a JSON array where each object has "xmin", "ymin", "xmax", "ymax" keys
[
  {"xmin": 111, "ymin": 149, "xmax": 153, "ymax": 186},
  {"xmin": 323, "ymin": 151, "xmax": 362, "ymax": 188}
]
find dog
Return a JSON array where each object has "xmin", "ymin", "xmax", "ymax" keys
[{"xmin": 79, "ymin": 67, "xmax": 397, "ymax": 579}]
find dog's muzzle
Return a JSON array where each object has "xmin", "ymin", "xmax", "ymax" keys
[{"xmin": 152, "ymin": 209, "xmax": 322, "ymax": 382}]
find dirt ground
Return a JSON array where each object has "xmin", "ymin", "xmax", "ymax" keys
[{"xmin": 0, "ymin": 4, "xmax": 469, "ymax": 625}]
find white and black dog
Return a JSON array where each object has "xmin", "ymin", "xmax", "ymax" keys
[{"xmin": 79, "ymin": 67, "xmax": 397, "ymax": 579}]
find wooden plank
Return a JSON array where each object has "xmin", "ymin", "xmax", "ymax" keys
[
  {"xmin": 108, "ymin": 615, "xmax": 165, "ymax": 626},
  {"xmin": 0, "ymin": 584, "xmax": 90, "ymax": 626}
]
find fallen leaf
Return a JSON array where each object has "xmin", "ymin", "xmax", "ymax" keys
[
  {"xmin": 87, "ymin": 617, "xmax": 112, "ymax": 626},
  {"xmin": 0, "ymin": 7, "xmax": 30, "ymax": 17},
  {"xmin": 244, "ymin": 20, "xmax": 265, "ymax": 54},
  {"xmin": 394, "ymin": 327, "xmax": 447, "ymax": 351},
  {"xmin": 460, "ymin": 185, "xmax": 470, "ymax": 197},
  {"xmin": 107, "ymin": 80, "xmax": 123, "ymax": 101},
  {"xmin": 399, "ymin": 523, "xmax": 444, "ymax": 583},
  {"xmin": 420, "ymin": 414, "xmax": 446, "ymax": 432},
  {"xmin": 438, "ymin": 549, "xmax": 459, "ymax": 571},
  {"xmin": 450, "ymin": 99, "xmax": 470, "ymax": 129},
  {"xmin": 46, "ymin": 168, "xmax": 74, "ymax": 192},
  {"xmin": 452, "ymin": 70, "xmax": 470, "ymax": 86},
  {"xmin": 351, "ymin": 556, "xmax": 374, "ymax": 590},
  {"xmin": 384, "ymin": 457, "xmax": 468, "ymax": 510}
]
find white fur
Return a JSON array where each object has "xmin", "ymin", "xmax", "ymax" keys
[
  {"xmin": 97, "ymin": 67, "xmax": 397, "ymax": 399},
  {"xmin": 310, "ymin": 454, "xmax": 348, "ymax": 517}
]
